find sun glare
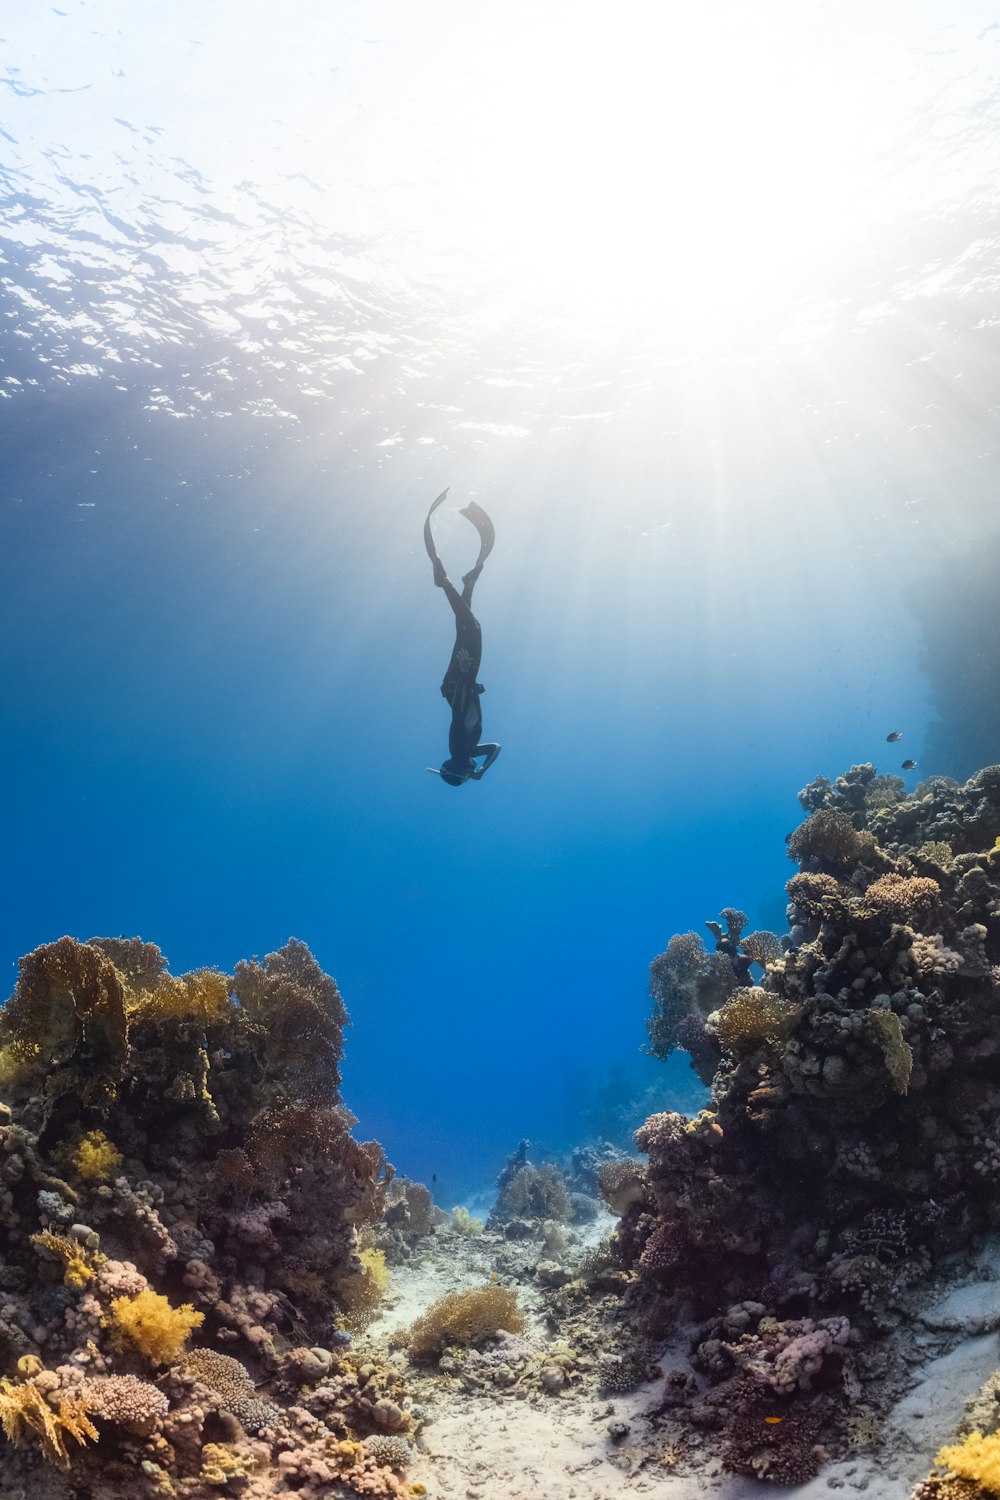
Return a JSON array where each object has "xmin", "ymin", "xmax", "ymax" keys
[{"xmin": 343, "ymin": 1, "xmax": 918, "ymax": 340}]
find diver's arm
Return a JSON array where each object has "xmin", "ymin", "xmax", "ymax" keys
[{"xmin": 470, "ymin": 743, "xmax": 501, "ymax": 778}]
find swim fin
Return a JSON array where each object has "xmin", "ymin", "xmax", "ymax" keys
[
  {"xmin": 460, "ymin": 500, "xmax": 496, "ymax": 571},
  {"xmin": 423, "ymin": 488, "xmax": 449, "ymax": 567}
]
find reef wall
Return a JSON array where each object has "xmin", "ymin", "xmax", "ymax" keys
[
  {"xmin": 623, "ymin": 764, "xmax": 1000, "ymax": 1483},
  {"xmin": 0, "ymin": 935, "xmax": 421, "ymax": 1498}
]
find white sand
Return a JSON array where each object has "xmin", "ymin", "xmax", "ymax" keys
[{"xmin": 366, "ymin": 1230, "xmax": 1000, "ymax": 1499}]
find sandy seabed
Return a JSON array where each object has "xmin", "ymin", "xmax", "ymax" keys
[{"xmin": 366, "ymin": 1219, "xmax": 1000, "ymax": 1500}]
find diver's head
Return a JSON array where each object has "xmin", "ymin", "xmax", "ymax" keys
[{"xmin": 439, "ymin": 757, "xmax": 474, "ymax": 787}]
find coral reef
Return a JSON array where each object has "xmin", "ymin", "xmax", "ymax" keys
[
  {"xmin": 0, "ymin": 934, "xmax": 417, "ymax": 1498},
  {"xmin": 488, "ymin": 1140, "xmax": 572, "ymax": 1230},
  {"xmin": 401, "ymin": 1285, "xmax": 525, "ymax": 1361},
  {"xmin": 625, "ymin": 765, "xmax": 1000, "ymax": 1483},
  {"xmin": 645, "ymin": 910, "xmax": 783, "ymax": 1083}
]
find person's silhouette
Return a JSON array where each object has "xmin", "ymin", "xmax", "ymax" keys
[{"xmin": 424, "ymin": 490, "xmax": 501, "ymax": 786}]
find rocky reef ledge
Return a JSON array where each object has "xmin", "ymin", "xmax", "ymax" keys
[{"xmin": 5, "ymin": 764, "xmax": 1000, "ymax": 1498}]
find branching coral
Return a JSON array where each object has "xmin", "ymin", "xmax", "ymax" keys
[
  {"xmin": 596, "ymin": 1158, "xmax": 647, "ymax": 1215},
  {"xmin": 787, "ymin": 808, "xmax": 870, "ymax": 872},
  {"xmin": 176, "ymin": 1347, "xmax": 279, "ymax": 1431},
  {"xmin": 786, "ymin": 871, "xmax": 847, "ymax": 923},
  {"xmin": 491, "ymin": 1158, "xmax": 571, "ymax": 1223},
  {"xmin": 232, "ymin": 937, "xmax": 348, "ymax": 1103},
  {"xmin": 0, "ymin": 1376, "xmax": 98, "ymax": 1469},
  {"xmin": 82, "ymin": 1373, "xmax": 169, "ymax": 1431},
  {"xmin": 404, "ymin": 1284, "xmax": 524, "ymax": 1360},
  {"xmin": 108, "ymin": 1288, "xmax": 204, "ymax": 1364},
  {"xmin": 858, "ymin": 872, "xmax": 941, "ymax": 929},
  {"xmin": 342, "ymin": 1246, "xmax": 391, "ymax": 1332},
  {"xmin": 72, "ymin": 1128, "xmax": 123, "ymax": 1182},
  {"xmin": 32, "ymin": 1228, "xmax": 104, "ymax": 1289},
  {"xmin": 132, "ymin": 968, "xmax": 233, "ymax": 1024},
  {"xmin": 741, "ymin": 931, "xmax": 783, "ymax": 968},
  {"xmin": 646, "ymin": 930, "xmax": 737, "ymax": 1066},
  {"xmin": 0, "ymin": 936, "xmax": 129, "ymax": 1106},
  {"xmin": 715, "ymin": 989, "xmax": 800, "ymax": 1054}
]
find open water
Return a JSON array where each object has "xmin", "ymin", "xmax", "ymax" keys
[{"xmin": 2, "ymin": 0, "xmax": 998, "ymax": 1199}]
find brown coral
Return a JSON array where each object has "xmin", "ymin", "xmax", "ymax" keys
[
  {"xmin": 787, "ymin": 809, "xmax": 868, "ymax": 872},
  {"xmin": 715, "ymin": 989, "xmax": 799, "ymax": 1053},
  {"xmin": 232, "ymin": 937, "xmax": 348, "ymax": 1103},
  {"xmin": 597, "ymin": 1159, "xmax": 647, "ymax": 1215},
  {"xmin": 859, "ymin": 872, "xmax": 940, "ymax": 928},
  {"xmin": 741, "ymin": 931, "xmax": 783, "ymax": 968},
  {"xmin": 786, "ymin": 872, "xmax": 847, "ymax": 922},
  {"xmin": 405, "ymin": 1284, "xmax": 524, "ymax": 1359},
  {"xmin": 0, "ymin": 937, "xmax": 129, "ymax": 1106}
]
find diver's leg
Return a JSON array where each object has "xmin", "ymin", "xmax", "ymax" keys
[
  {"xmin": 424, "ymin": 488, "xmax": 450, "ymax": 583},
  {"xmin": 440, "ymin": 577, "xmax": 467, "ymax": 617},
  {"xmin": 460, "ymin": 502, "xmax": 495, "ymax": 594}
]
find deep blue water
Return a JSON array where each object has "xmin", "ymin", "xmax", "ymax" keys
[{"xmin": 2, "ymin": 1, "xmax": 997, "ymax": 1200}]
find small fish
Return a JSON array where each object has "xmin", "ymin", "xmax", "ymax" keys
[
  {"xmin": 902, "ymin": 759, "xmax": 918, "ymax": 771},
  {"xmin": 763, "ymin": 1416, "xmax": 783, "ymax": 1425},
  {"xmin": 886, "ymin": 731, "xmax": 902, "ymax": 743},
  {"xmin": 432, "ymin": 1173, "xmax": 437, "ymax": 1183}
]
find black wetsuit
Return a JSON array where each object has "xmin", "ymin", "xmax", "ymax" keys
[{"xmin": 424, "ymin": 490, "xmax": 501, "ymax": 784}]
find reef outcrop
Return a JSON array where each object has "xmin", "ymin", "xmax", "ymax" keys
[
  {"xmin": 0, "ymin": 935, "xmax": 419, "ymax": 1498},
  {"xmin": 622, "ymin": 763, "xmax": 1000, "ymax": 1484}
]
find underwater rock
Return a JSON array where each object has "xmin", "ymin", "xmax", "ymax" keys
[
  {"xmin": 624, "ymin": 765, "xmax": 1000, "ymax": 1484},
  {"xmin": 0, "ymin": 936, "xmax": 406, "ymax": 1498}
]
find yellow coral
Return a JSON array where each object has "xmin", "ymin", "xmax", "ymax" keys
[
  {"xmin": 405, "ymin": 1283, "xmax": 524, "ymax": 1359},
  {"xmin": 715, "ymin": 988, "xmax": 799, "ymax": 1053},
  {"xmin": 73, "ymin": 1129, "xmax": 124, "ymax": 1182},
  {"xmin": 0, "ymin": 1041, "xmax": 38, "ymax": 1093},
  {"xmin": 342, "ymin": 1246, "xmax": 390, "ymax": 1332},
  {"xmin": 937, "ymin": 1431, "xmax": 1000, "ymax": 1494},
  {"xmin": 450, "ymin": 1206, "xmax": 484, "ymax": 1236},
  {"xmin": 32, "ymin": 1229, "xmax": 105, "ymax": 1289},
  {"xmin": 133, "ymin": 969, "xmax": 232, "ymax": 1024},
  {"xmin": 0, "ymin": 1377, "xmax": 98, "ymax": 1469},
  {"xmin": 109, "ymin": 1289, "xmax": 204, "ymax": 1364},
  {"xmin": 199, "ymin": 1443, "xmax": 257, "ymax": 1486}
]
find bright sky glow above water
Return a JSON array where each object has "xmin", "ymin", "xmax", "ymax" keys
[
  {"xmin": 6, "ymin": 0, "xmax": 1000, "ymax": 349},
  {"xmin": 3, "ymin": 1, "xmax": 1000, "ymax": 1190}
]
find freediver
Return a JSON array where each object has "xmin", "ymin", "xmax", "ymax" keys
[{"xmin": 424, "ymin": 489, "xmax": 501, "ymax": 786}]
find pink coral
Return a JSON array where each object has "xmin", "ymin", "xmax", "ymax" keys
[{"xmin": 82, "ymin": 1373, "xmax": 168, "ymax": 1430}]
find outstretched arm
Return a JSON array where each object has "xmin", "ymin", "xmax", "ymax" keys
[{"xmin": 470, "ymin": 743, "xmax": 501, "ymax": 779}]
